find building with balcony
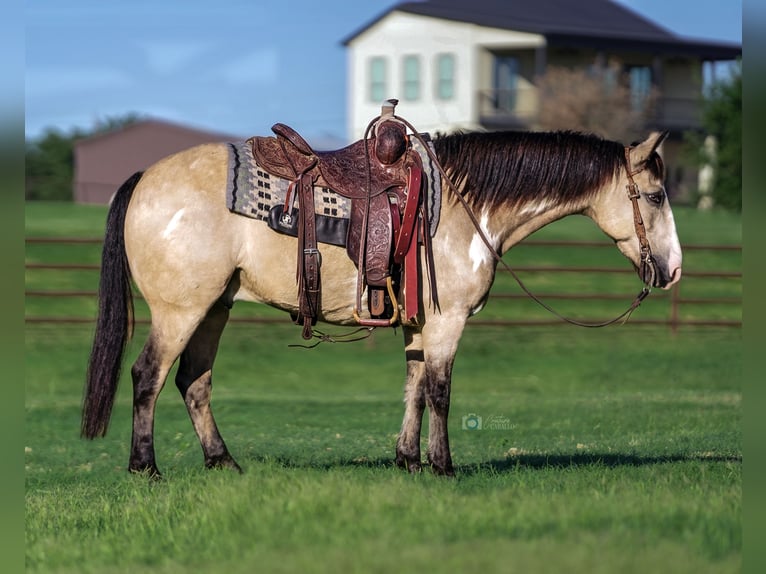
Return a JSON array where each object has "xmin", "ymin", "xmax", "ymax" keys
[{"xmin": 343, "ymin": 0, "xmax": 740, "ymax": 199}]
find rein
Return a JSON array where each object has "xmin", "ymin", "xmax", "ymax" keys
[
  {"xmin": 293, "ymin": 113, "xmax": 657, "ymax": 348},
  {"xmin": 396, "ymin": 118, "xmax": 655, "ymax": 328}
]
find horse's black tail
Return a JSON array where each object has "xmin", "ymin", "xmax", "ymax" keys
[{"xmin": 81, "ymin": 172, "xmax": 143, "ymax": 439}]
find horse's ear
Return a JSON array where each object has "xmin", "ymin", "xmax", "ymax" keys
[{"xmin": 630, "ymin": 131, "xmax": 669, "ymax": 167}]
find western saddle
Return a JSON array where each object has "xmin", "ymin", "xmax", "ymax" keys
[{"xmin": 250, "ymin": 100, "xmax": 432, "ymax": 339}]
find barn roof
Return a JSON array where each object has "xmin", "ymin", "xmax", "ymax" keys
[
  {"xmin": 74, "ymin": 118, "xmax": 240, "ymax": 149},
  {"xmin": 343, "ymin": 0, "xmax": 741, "ymax": 60}
]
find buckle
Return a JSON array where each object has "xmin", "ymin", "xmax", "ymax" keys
[
  {"xmin": 640, "ymin": 245, "xmax": 652, "ymax": 261},
  {"xmin": 304, "ymin": 248, "xmax": 322, "ymax": 265},
  {"xmin": 626, "ymin": 182, "xmax": 640, "ymax": 199}
]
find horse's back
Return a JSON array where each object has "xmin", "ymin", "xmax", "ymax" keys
[{"xmin": 137, "ymin": 142, "xmax": 230, "ymax": 201}]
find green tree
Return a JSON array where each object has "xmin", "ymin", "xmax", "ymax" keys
[
  {"xmin": 25, "ymin": 128, "xmax": 82, "ymax": 201},
  {"xmin": 705, "ymin": 66, "xmax": 741, "ymax": 211},
  {"xmin": 685, "ymin": 64, "xmax": 741, "ymax": 211},
  {"xmin": 25, "ymin": 113, "xmax": 142, "ymax": 201}
]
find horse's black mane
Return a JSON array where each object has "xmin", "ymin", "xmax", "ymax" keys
[{"xmin": 433, "ymin": 130, "xmax": 660, "ymax": 211}]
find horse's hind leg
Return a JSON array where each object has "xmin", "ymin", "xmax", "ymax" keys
[
  {"xmin": 174, "ymin": 300, "xmax": 241, "ymax": 472},
  {"xmin": 129, "ymin": 335, "xmax": 183, "ymax": 476},
  {"xmin": 129, "ymin": 307, "xmax": 210, "ymax": 477}
]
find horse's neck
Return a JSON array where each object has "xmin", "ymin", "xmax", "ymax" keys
[{"xmin": 465, "ymin": 193, "xmax": 591, "ymax": 256}]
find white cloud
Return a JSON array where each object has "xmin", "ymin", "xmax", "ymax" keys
[
  {"xmin": 140, "ymin": 40, "xmax": 212, "ymax": 75},
  {"xmin": 25, "ymin": 67, "xmax": 133, "ymax": 98},
  {"xmin": 217, "ymin": 48, "xmax": 279, "ymax": 86}
]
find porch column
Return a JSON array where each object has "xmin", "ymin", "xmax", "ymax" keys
[{"xmin": 534, "ymin": 45, "xmax": 547, "ymax": 77}]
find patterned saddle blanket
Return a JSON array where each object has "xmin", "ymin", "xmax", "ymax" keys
[{"xmin": 225, "ymin": 137, "xmax": 441, "ymax": 246}]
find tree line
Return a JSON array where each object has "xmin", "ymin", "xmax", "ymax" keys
[{"xmin": 25, "ymin": 114, "xmax": 141, "ymax": 201}]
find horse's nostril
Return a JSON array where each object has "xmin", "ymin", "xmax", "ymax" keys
[{"xmin": 662, "ymin": 267, "xmax": 682, "ymax": 290}]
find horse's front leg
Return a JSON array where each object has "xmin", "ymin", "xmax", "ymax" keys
[
  {"xmin": 421, "ymin": 318, "xmax": 464, "ymax": 477},
  {"xmin": 424, "ymin": 356, "xmax": 455, "ymax": 476},
  {"xmin": 396, "ymin": 327, "xmax": 426, "ymax": 472}
]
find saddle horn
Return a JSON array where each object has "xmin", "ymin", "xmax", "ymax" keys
[{"xmin": 373, "ymin": 99, "xmax": 408, "ymax": 166}]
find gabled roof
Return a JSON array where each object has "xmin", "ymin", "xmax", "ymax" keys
[
  {"xmin": 343, "ymin": 0, "xmax": 740, "ymax": 60},
  {"xmin": 74, "ymin": 117, "xmax": 240, "ymax": 148}
]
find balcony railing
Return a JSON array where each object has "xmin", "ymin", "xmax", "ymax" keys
[
  {"xmin": 478, "ymin": 88, "xmax": 539, "ymax": 128},
  {"xmin": 478, "ymin": 88, "xmax": 704, "ymax": 131}
]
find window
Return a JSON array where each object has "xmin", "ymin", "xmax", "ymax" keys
[
  {"xmin": 493, "ymin": 56, "xmax": 518, "ymax": 111},
  {"xmin": 602, "ymin": 66, "xmax": 618, "ymax": 95},
  {"xmin": 369, "ymin": 57, "xmax": 387, "ymax": 102},
  {"xmin": 629, "ymin": 66, "xmax": 652, "ymax": 110},
  {"xmin": 402, "ymin": 55, "xmax": 421, "ymax": 101},
  {"xmin": 436, "ymin": 53, "xmax": 455, "ymax": 100}
]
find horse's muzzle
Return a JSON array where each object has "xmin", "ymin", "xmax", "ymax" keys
[{"xmin": 640, "ymin": 255, "xmax": 682, "ymax": 290}]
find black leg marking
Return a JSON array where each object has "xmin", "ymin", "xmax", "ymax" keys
[{"xmin": 175, "ymin": 301, "xmax": 241, "ymax": 473}]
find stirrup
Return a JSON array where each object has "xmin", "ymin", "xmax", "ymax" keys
[{"xmin": 353, "ymin": 277, "xmax": 400, "ymax": 327}]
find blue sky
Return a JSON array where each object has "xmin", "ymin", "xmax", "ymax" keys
[{"xmin": 25, "ymin": 0, "xmax": 741, "ymax": 144}]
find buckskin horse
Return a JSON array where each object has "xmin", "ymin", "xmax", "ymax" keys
[{"xmin": 81, "ymin": 111, "xmax": 682, "ymax": 477}]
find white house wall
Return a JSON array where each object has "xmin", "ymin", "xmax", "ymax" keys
[{"xmin": 347, "ymin": 11, "xmax": 544, "ymax": 140}]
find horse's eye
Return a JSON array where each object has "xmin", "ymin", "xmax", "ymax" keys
[{"xmin": 645, "ymin": 191, "xmax": 665, "ymax": 206}]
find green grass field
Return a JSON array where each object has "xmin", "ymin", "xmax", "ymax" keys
[{"xmin": 25, "ymin": 202, "xmax": 741, "ymax": 573}]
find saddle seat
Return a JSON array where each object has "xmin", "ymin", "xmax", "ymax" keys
[
  {"xmin": 252, "ymin": 122, "xmax": 415, "ymax": 200},
  {"xmin": 249, "ymin": 100, "xmax": 429, "ymax": 340}
]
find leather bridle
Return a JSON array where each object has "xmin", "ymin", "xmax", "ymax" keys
[{"xmin": 624, "ymin": 146, "xmax": 657, "ymax": 291}]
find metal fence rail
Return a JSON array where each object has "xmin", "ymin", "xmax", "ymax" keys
[{"xmin": 25, "ymin": 238, "xmax": 741, "ymax": 330}]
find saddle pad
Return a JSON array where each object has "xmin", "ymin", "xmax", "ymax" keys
[
  {"xmin": 412, "ymin": 135, "xmax": 441, "ymax": 237},
  {"xmin": 225, "ymin": 136, "xmax": 441, "ymax": 240}
]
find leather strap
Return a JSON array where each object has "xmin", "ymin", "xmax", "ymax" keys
[
  {"xmin": 281, "ymin": 180, "xmax": 297, "ymax": 227},
  {"xmin": 296, "ymin": 173, "xmax": 321, "ymax": 339},
  {"xmin": 396, "ymin": 162, "xmax": 424, "ymax": 323},
  {"xmin": 402, "ymin": 219, "xmax": 420, "ymax": 322},
  {"xmin": 393, "ymin": 161, "xmax": 422, "ymax": 264},
  {"xmin": 624, "ymin": 147, "xmax": 656, "ymax": 287}
]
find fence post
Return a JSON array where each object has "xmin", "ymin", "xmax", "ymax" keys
[{"xmin": 670, "ymin": 283, "xmax": 680, "ymax": 335}]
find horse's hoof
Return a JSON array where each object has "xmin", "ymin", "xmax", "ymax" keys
[
  {"xmin": 395, "ymin": 452, "xmax": 422, "ymax": 473},
  {"xmin": 205, "ymin": 455, "xmax": 243, "ymax": 474},
  {"xmin": 400, "ymin": 460, "xmax": 422, "ymax": 473},
  {"xmin": 128, "ymin": 464, "xmax": 163, "ymax": 480},
  {"xmin": 430, "ymin": 465, "xmax": 455, "ymax": 477},
  {"xmin": 427, "ymin": 456, "xmax": 455, "ymax": 477}
]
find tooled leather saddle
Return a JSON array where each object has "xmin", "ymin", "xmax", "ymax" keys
[{"xmin": 250, "ymin": 100, "xmax": 434, "ymax": 339}]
